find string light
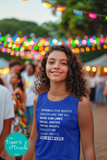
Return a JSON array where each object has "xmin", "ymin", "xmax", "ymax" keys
[
  {"xmin": 42, "ymin": 1, "xmax": 51, "ymax": 8},
  {"xmin": 92, "ymin": 67, "xmax": 96, "ymax": 72},
  {"xmin": 0, "ymin": 35, "xmax": 107, "ymax": 60},
  {"xmin": 41, "ymin": 1, "xmax": 107, "ymax": 19},
  {"xmin": 97, "ymin": 46, "xmax": 101, "ymax": 50},
  {"xmin": 91, "ymin": 47, "xmax": 95, "ymax": 51},
  {"xmin": 86, "ymin": 47, "xmax": 90, "ymax": 52},
  {"xmin": 0, "ymin": 68, "xmax": 9, "ymax": 75},
  {"xmin": 86, "ymin": 66, "xmax": 91, "ymax": 71},
  {"xmin": 80, "ymin": 48, "xmax": 85, "ymax": 52},
  {"xmin": 104, "ymin": 67, "xmax": 107, "ymax": 73},
  {"xmin": 56, "ymin": 5, "xmax": 66, "ymax": 11},
  {"xmin": 89, "ymin": 13, "xmax": 97, "ymax": 19},
  {"xmin": 75, "ymin": 48, "xmax": 80, "ymax": 53},
  {"xmin": 103, "ymin": 44, "xmax": 107, "ymax": 49},
  {"xmin": 73, "ymin": 10, "xmax": 82, "ymax": 16}
]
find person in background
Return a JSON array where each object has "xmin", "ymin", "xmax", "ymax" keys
[
  {"xmin": 10, "ymin": 72, "xmax": 30, "ymax": 160},
  {"xmin": 1, "ymin": 60, "xmax": 26, "ymax": 109},
  {"xmin": 1, "ymin": 60, "xmax": 22, "ymax": 94},
  {"xmin": 23, "ymin": 63, "xmax": 36, "ymax": 131},
  {"xmin": 103, "ymin": 80, "xmax": 107, "ymax": 105},
  {"xmin": 95, "ymin": 67, "xmax": 105, "ymax": 105},
  {"xmin": 82, "ymin": 67, "xmax": 90, "ymax": 94},
  {"xmin": 0, "ymin": 85, "xmax": 14, "ymax": 160},
  {"xmin": 33, "ymin": 60, "xmax": 41, "ymax": 73},
  {"xmin": 89, "ymin": 71, "xmax": 96, "ymax": 108},
  {"xmin": 21, "ymin": 61, "xmax": 30, "ymax": 77}
]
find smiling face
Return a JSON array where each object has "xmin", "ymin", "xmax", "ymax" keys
[
  {"xmin": 10, "ymin": 65, "xmax": 21, "ymax": 73},
  {"xmin": 10, "ymin": 73, "xmax": 20, "ymax": 85},
  {"xmin": 26, "ymin": 64, "xmax": 34, "ymax": 76},
  {"xmin": 46, "ymin": 50, "xmax": 68, "ymax": 82}
]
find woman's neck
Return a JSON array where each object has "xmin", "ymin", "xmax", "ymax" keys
[
  {"xmin": 12, "ymin": 84, "xmax": 18, "ymax": 91},
  {"xmin": 49, "ymin": 81, "xmax": 69, "ymax": 97}
]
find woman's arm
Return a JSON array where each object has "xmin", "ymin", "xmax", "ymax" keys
[
  {"xmin": 0, "ymin": 118, "xmax": 12, "ymax": 154},
  {"xmin": 78, "ymin": 97, "xmax": 96, "ymax": 160},
  {"xmin": 22, "ymin": 95, "xmax": 38, "ymax": 160}
]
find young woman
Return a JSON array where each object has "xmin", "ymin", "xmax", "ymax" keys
[
  {"xmin": 10, "ymin": 72, "xmax": 30, "ymax": 160},
  {"xmin": 22, "ymin": 45, "xmax": 96, "ymax": 160}
]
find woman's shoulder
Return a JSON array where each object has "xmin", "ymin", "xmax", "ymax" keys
[
  {"xmin": 78, "ymin": 96, "xmax": 90, "ymax": 108},
  {"xmin": 33, "ymin": 92, "xmax": 48, "ymax": 108},
  {"xmin": 34, "ymin": 92, "xmax": 47, "ymax": 103},
  {"xmin": 34, "ymin": 95, "xmax": 39, "ymax": 104},
  {"xmin": 78, "ymin": 97, "xmax": 91, "ymax": 114},
  {"xmin": 78, "ymin": 96, "xmax": 92, "ymax": 120}
]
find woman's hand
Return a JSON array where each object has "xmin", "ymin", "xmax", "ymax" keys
[
  {"xmin": 14, "ymin": 104, "xmax": 18, "ymax": 112},
  {"xmin": 24, "ymin": 106, "xmax": 26, "ymax": 112}
]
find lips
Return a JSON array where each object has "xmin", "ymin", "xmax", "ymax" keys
[
  {"xmin": 51, "ymin": 71, "xmax": 62, "ymax": 74},
  {"xmin": 51, "ymin": 71, "xmax": 62, "ymax": 76}
]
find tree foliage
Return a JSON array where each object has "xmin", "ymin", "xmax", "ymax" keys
[
  {"xmin": 0, "ymin": 18, "xmax": 49, "ymax": 38},
  {"xmin": 48, "ymin": 0, "xmax": 107, "ymax": 38},
  {"xmin": 0, "ymin": 18, "xmax": 65, "ymax": 38}
]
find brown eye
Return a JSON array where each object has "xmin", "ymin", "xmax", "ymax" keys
[
  {"xmin": 49, "ymin": 61, "xmax": 54, "ymax": 64},
  {"xmin": 61, "ymin": 63, "xmax": 67, "ymax": 65}
]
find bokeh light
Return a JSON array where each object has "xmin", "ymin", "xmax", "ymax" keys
[
  {"xmin": 92, "ymin": 67, "xmax": 96, "ymax": 72},
  {"xmin": 56, "ymin": 5, "xmax": 66, "ymax": 11},
  {"xmin": 42, "ymin": 1, "xmax": 51, "ymax": 8},
  {"xmin": 89, "ymin": 13, "xmax": 97, "ymax": 19},
  {"xmin": 86, "ymin": 66, "xmax": 91, "ymax": 71}
]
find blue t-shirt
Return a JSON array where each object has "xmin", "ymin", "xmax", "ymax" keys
[{"xmin": 35, "ymin": 91, "xmax": 80, "ymax": 160}]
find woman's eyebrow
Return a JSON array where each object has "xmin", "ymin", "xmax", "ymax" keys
[
  {"xmin": 49, "ymin": 58, "xmax": 68, "ymax": 61},
  {"xmin": 61, "ymin": 59, "xmax": 68, "ymax": 61},
  {"xmin": 49, "ymin": 58, "xmax": 55, "ymax": 60}
]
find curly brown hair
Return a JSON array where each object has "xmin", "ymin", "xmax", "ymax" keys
[{"xmin": 34, "ymin": 45, "xmax": 89, "ymax": 99}]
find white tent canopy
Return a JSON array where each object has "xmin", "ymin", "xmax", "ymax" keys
[
  {"xmin": 84, "ymin": 54, "xmax": 107, "ymax": 67},
  {"xmin": 0, "ymin": 58, "xmax": 9, "ymax": 68}
]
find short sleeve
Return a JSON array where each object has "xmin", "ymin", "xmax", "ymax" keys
[{"xmin": 4, "ymin": 90, "xmax": 15, "ymax": 120}]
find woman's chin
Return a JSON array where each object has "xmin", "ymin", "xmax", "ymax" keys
[{"xmin": 50, "ymin": 78, "xmax": 66, "ymax": 83}]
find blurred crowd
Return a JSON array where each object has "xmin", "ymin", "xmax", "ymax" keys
[
  {"xmin": 0, "ymin": 60, "xmax": 41, "ymax": 136},
  {"xmin": 0, "ymin": 59, "xmax": 41, "ymax": 160},
  {"xmin": 85, "ymin": 67, "xmax": 107, "ymax": 107}
]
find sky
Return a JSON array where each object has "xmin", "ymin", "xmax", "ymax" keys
[{"xmin": 0, "ymin": 0, "xmax": 61, "ymax": 25}]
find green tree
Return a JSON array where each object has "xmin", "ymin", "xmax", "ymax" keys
[
  {"xmin": 0, "ymin": 18, "xmax": 50, "ymax": 38},
  {"xmin": 48, "ymin": 0, "xmax": 107, "ymax": 38},
  {"xmin": 42, "ymin": 21, "xmax": 66, "ymax": 38},
  {"xmin": 0, "ymin": 18, "xmax": 66, "ymax": 39}
]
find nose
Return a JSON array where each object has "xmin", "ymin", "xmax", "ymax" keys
[{"xmin": 53, "ymin": 62, "xmax": 60, "ymax": 69}]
